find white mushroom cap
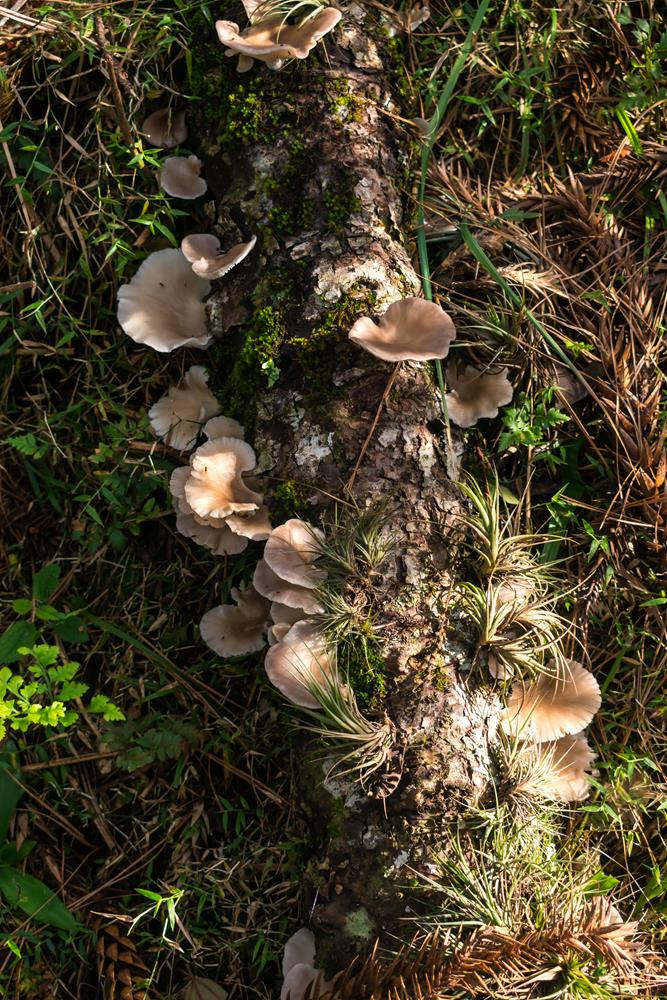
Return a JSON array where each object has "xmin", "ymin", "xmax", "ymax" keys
[
  {"xmin": 216, "ymin": 8, "xmax": 342, "ymax": 71},
  {"xmin": 117, "ymin": 249, "xmax": 211, "ymax": 352},
  {"xmin": 265, "ymin": 620, "xmax": 335, "ymax": 708},
  {"xmin": 253, "ymin": 559, "xmax": 323, "ymax": 613},
  {"xmin": 185, "ymin": 437, "xmax": 263, "ymax": 520},
  {"xmin": 502, "ymin": 660, "xmax": 601, "ymax": 743},
  {"xmin": 270, "ymin": 602, "xmax": 305, "ymax": 626},
  {"xmin": 141, "ymin": 108, "xmax": 187, "ymax": 148},
  {"xmin": 516, "ymin": 734, "xmax": 597, "ymax": 802},
  {"xmin": 281, "ymin": 965, "xmax": 325, "ymax": 1000},
  {"xmin": 200, "ymin": 585, "xmax": 270, "ymax": 656},
  {"xmin": 149, "ymin": 366, "xmax": 221, "ymax": 451},
  {"xmin": 226, "ymin": 506, "xmax": 272, "ymax": 541},
  {"xmin": 203, "ymin": 415, "xmax": 245, "ymax": 440},
  {"xmin": 283, "ymin": 928, "xmax": 316, "ymax": 978},
  {"xmin": 348, "ymin": 297, "xmax": 456, "ymax": 362},
  {"xmin": 268, "ymin": 623, "xmax": 292, "ymax": 646},
  {"xmin": 176, "ymin": 510, "xmax": 249, "ymax": 556},
  {"xmin": 181, "ymin": 234, "xmax": 257, "ymax": 279},
  {"xmin": 263, "ymin": 519, "xmax": 326, "ymax": 589},
  {"xmin": 445, "ymin": 364, "xmax": 514, "ymax": 427},
  {"xmin": 160, "ymin": 155, "xmax": 207, "ymax": 199}
]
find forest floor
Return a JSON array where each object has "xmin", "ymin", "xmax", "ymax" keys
[{"xmin": 0, "ymin": 1, "xmax": 665, "ymax": 997}]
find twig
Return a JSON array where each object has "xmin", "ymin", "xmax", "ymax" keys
[
  {"xmin": 95, "ymin": 15, "xmax": 134, "ymax": 150},
  {"xmin": 346, "ymin": 362, "xmax": 401, "ymax": 493}
]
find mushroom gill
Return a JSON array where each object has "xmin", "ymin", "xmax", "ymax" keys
[
  {"xmin": 181, "ymin": 233, "xmax": 257, "ymax": 279},
  {"xmin": 200, "ymin": 585, "xmax": 270, "ymax": 657},
  {"xmin": 253, "ymin": 559, "xmax": 324, "ymax": 614}
]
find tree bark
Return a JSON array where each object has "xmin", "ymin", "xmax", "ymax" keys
[{"xmin": 200, "ymin": 3, "xmax": 496, "ymax": 975}]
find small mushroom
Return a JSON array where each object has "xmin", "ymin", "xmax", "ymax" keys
[
  {"xmin": 270, "ymin": 602, "xmax": 305, "ymax": 626},
  {"xmin": 160, "ymin": 155, "xmax": 207, "ymax": 199},
  {"xmin": 253, "ymin": 559, "xmax": 324, "ymax": 613},
  {"xmin": 280, "ymin": 927, "xmax": 331, "ymax": 1000},
  {"xmin": 502, "ymin": 660, "xmax": 601, "ymax": 743},
  {"xmin": 203, "ymin": 415, "xmax": 245, "ymax": 440},
  {"xmin": 268, "ymin": 622, "xmax": 292, "ymax": 646},
  {"xmin": 200, "ymin": 585, "xmax": 270, "ymax": 656},
  {"xmin": 181, "ymin": 234, "xmax": 257, "ymax": 279},
  {"xmin": 176, "ymin": 510, "xmax": 249, "ymax": 556},
  {"xmin": 445, "ymin": 365, "xmax": 514, "ymax": 427},
  {"xmin": 263, "ymin": 519, "xmax": 326, "ymax": 589},
  {"xmin": 348, "ymin": 297, "xmax": 456, "ymax": 362},
  {"xmin": 149, "ymin": 366, "xmax": 221, "ymax": 451},
  {"xmin": 265, "ymin": 620, "xmax": 335, "ymax": 708},
  {"xmin": 516, "ymin": 733, "xmax": 597, "ymax": 802},
  {"xmin": 226, "ymin": 506, "xmax": 273, "ymax": 541},
  {"xmin": 185, "ymin": 437, "xmax": 263, "ymax": 520},
  {"xmin": 141, "ymin": 108, "xmax": 187, "ymax": 148},
  {"xmin": 117, "ymin": 249, "xmax": 211, "ymax": 352},
  {"xmin": 216, "ymin": 8, "xmax": 342, "ymax": 73}
]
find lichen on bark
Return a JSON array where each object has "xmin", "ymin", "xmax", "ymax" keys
[{"xmin": 195, "ymin": 2, "xmax": 498, "ymax": 973}]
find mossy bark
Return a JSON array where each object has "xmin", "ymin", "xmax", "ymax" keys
[{"xmin": 198, "ymin": 4, "xmax": 497, "ymax": 976}]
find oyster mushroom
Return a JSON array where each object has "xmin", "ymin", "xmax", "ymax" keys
[
  {"xmin": 141, "ymin": 108, "xmax": 187, "ymax": 148},
  {"xmin": 445, "ymin": 364, "xmax": 514, "ymax": 427},
  {"xmin": 253, "ymin": 559, "xmax": 324, "ymax": 613},
  {"xmin": 181, "ymin": 233, "xmax": 257, "ymax": 279},
  {"xmin": 515, "ymin": 733, "xmax": 597, "ymax": 803},
  {"xmin": 117, "ymin": 249, "xmax": 211, "ymax": 352},
  {"xmin": 200, "ymin": 585, "xmax": 270, "ymax": 656},
  {"xmin": 263, "ymin": 519, "xmax": 326, "ymax": 589},
  {"xmin": 348, "ymin": 297, "xmax": 456, "ymax": 362},
  {"xmin": 159, "ymin": 155, "xmax": 207, "ymax": 199},
  {"xmin": 185, "ymin": 437, "xmax": 263, "ymax": 520},
  {"xmin": 265, "ymin": 620, "xmax": 335, "ymax": 708},
  {"xmin": 216, "ymin": 8, "xmax": 342, "ymax": 73},
  {"xmin": 280, "ymin": 927, "xmax": 331, "ymax": 1000},
  {"xmin": 170, "ymin": 466, "xmax": 249, "ymax": 555},
  {"xmin": 502, "ymin": 660, "xmax": 601, "ymax": 743},
  {"xmin": 203, "ymin": 415, "xmax": 245, "ymax": 440},
  {"xmin": 148, "ymin": 366, "xmax": 221, "ymax": 451},
  {"xmin": 226, "ymin": 506, "xmax": 273, "ymax": 541}
]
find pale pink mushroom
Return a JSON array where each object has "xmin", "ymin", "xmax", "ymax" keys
[
  {"xmin": 203, "ymin": 415, "xmax": 245, "ymax": 440},
  {"xmin": 141, "ymin": 108, "xmax": 187, "ymax": 148},
  {"xmin": 265, "ymin": 620, "xmax": 335, "ymax": 708},
  {"xmin": 515, "ymin": 733, "xmax": 597, "ymax": 803},
  {"xmin": 170, "ymin": 466, "xmax": 249, "ymax": 555},
  {"xmin": 148, "ymin": 366, "xmax": 221, "ymax": 450},
  {"xmin": 159, "ymin": 155, "xmax": 207, "ymax": 199},
  {"xmin": 181, "ymin": 234, "xmax": 257, "ymax": 279},
  {"xmin": 200, "ymin": 585, "xmax": 270, "ymax": 656},
  {"xmin": 263, "ymin": 519, "xmax": 326, "ymax": 589},
  {"xmin": 253, "ymin": 560, "xmax": 324, "ymax": 613},
  {"xmin": 348, "ymin": 297, "xmax": 456, "ymax": 362},
  {"xmin": 502, "ymin": 660, "xmax": 601, "ymax": 743},
  {"xmin": 185, "ymin": 437, "xmax": 263, "ymax": 520},
  {"xmin": 226, "ymin": 506, "xmax": 273, "ymax": 541},
  {"xmin": 270, "ymin": 602, "xmax": 305, "ymax": 626},
  {"xmin": 268, "ymin": 623, "xmax": 292, "ymax": 646},
  {"xmin": 216, "ymin": 8, "xmax": 342, "ymax": 73},
  {"xmin": 117, "ymin": 249, "xmax": 211, "ymax": 352},
  {"xmin": 280, "ymin": 927, "xmax": 331, "ymax": 1000},
  {"xmin": 445, "ymin": 365, "xmax": 514, "ymax": 427}
]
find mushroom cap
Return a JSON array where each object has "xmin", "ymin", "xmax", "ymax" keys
[
  {"xmin": 281, "ymin": 965, "xmax": 322, "ymax": 1000},
  {"xmin": 445, "ymin": 365, "xmax": 514, "ymax": 427},
  {"xmin": 216, "ymin": 8, "xmax": 342, "ymax": 64},
  {"xmin": 200, "ymin": 585, "xmax": 270, "ymax": 657},
  {"xmin": 283, "ymin": 928, "xmax": 316, "ymax": 979},
  {"xmin": 175, "ymin": 510, "xmax": 250, "ymax": 556},
  {"xmin": 263, "ymin": 519, "xmax": 326, "ymax": 589},
  {"xmin": 160, "ymin": 155, "xmax": 207, "ymax": 199},
  {"xmin": 265, "ymin": 620, "xmax": 335, "ymax": 708},
  {"xmin": 270, "ymin": 602, "xmax": 305, "ymax": 626},
  {"xmin": 348, "ymin": 297, "xmax": 456, "ymax": 362},
  {"xmin": 502, "ymin": 660, "xmax": 601, "ymax": 743},
  {"xmin": 268, "ymin": 623, "xmax": 292, "ymax": 646},
  {"xmin": 142, "ymin": 108, "xmax": 187, "ymax": 148},
  {"xmin": 203, "ymin": 415, "xmax": 245, "ymax": 440},
  {"xmin": 517, "ymin": 733, "xmax": 596, "ymax": 802},
  {"xmin": 184, "ymin": 437, "xmax": 262, "ymax": 520},
  {"xmin": 253, "ymin": 559, "xmax": 324, "ymax": 613},
  {"xmin": 226, "ymin": 505, "xmax": 273, "ymax": 541},
  {"xmin": 117, "ymin": 249, "xmax": 211, "ymax": 352},
  {"xmin": 148, "ymin": 366, "xmax": 221, "ymax": 451},
  {"xmin": 181, "ymin": 233, "xmax": 257, "ymax": 279}
]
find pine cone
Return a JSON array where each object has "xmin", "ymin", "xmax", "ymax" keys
[{"xmin": 95, "ymin": 920, "xmax": 155, "ymax": 1000}]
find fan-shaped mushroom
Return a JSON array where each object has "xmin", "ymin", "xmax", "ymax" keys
[
  {"xmin": 445, "ymin": 365, "xmax": 514, "ymax": 427},
  {"xmin": 253, "ymin": 560, "xmax": 323, "ymax": 613},
  {"xmin": 226, "ymin": 506, "xmax": 272, "ymax": 541},
  {"xmin": 181, "ymin": 234, "xmax": 257, "ymax": 279},
  {"xmin": 280, "ymin": 927, "xmax": 331, "ymax": 1000},
  {"xmin": 515, "ymin": 733, "xmax": 597, "ymax": 802},
  {"xmin": 141, "ymin": 108, "xmax": 187, "ymax": 148},
  {"xmin": 265, "ymin": 620, "xmax": 335, "ymax": 708},
  {"xmin": 502, "ymin": 660, "xmax": 601, "ymax": 743},
  {"xmin": 170, "ymin": 466, "xmax": 249, "ymax": 555},
  {"xmin": 200, "ymin": 585, "xmax": 270, "ymax": 656},
  {"xmin": 348, "ymin": 297, "xmax": 456, "ymax": 362},
  {"xmin": 216, "ymin": 8, "xmax": 342, "ymax": 73},
  {"xmin": 149, "ymin": 366, "xmax": 221, "ymax": 451},
  {"xmin": 117, "ymin": 249, "xmax": 211, "ymax": 352},
  {"xmin": 160, "ymin": 155, "xmax": 207, "ymax": 199},
  {"xmin": 185, "ymin": 437, "xmax": 263, "ymax": 520},
  {"xmin": 263, "ymin": 519, "xmax": 326, "ymax": 589},
  {"xmin": 270, "ymin": 602, "xmax": 305, "ymax": 626},
  {"xmin": 203, "ymin": 415, "xmax": 245, "ymax": 440}
]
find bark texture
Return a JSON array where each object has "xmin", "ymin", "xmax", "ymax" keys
[{"xmin": 199, "ymin": 3, "xmax": 498, "ymax": 974}]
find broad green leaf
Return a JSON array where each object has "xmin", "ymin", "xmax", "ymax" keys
[
  {"xmin": 33, "ymin": 564, "xmax": 61, "ymax": 603},
  {"xmin": 0, "ymin": 623, "xmax": 38, "ymax": 665},
  {"xmin": 11, "ymin": 599, "xmax": 33, "ymax": 615},
  {"xmin": 0, "ymin": 868, "xmax": 79, "ymax": 930}
]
